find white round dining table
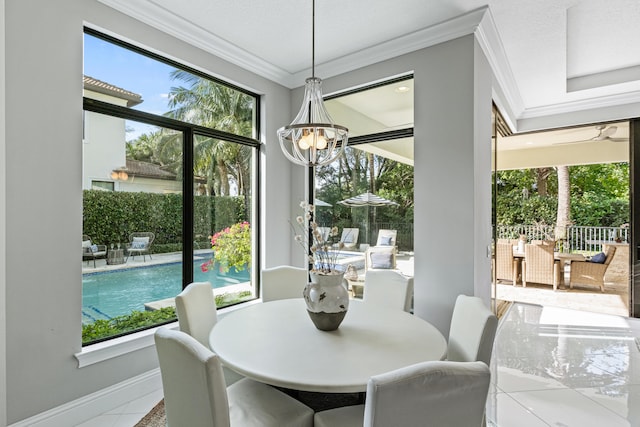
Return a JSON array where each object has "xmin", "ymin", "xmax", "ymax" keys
[{"xmin": 209, "ymin": 298, "xmax": 447, "ymax": 393}]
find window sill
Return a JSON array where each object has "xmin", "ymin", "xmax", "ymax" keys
[{"xmin": 75, "ymin": 299, "xmax": 261, "ymax": 368}]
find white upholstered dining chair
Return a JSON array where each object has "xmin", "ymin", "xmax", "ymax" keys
[
  {"xmin": 154, "ymin": 328, "xmax": 314, "ymax": 427},
  {"xmin": 447, "ymin": 294, "xmax": 498, "ymax": 366},
  {"xmin": 314, "ymin": 360, "xmax": 491, "ymax": 427},
  {"xmin": 362, "ymin": 270, "xmax": 413, "ymax": 312},
  {"xmin": 175, "ymin": 281, "xmax": 217, "ymax": 347},
  {"xmin": 175, "ymin": 281, "xmax": 242, "ymax": 385},
  {"xmin": 261, "ymin": 265, "xmax": 308, "ymax": 302}
]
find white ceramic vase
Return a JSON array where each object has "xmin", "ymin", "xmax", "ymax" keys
[{"xmin": 303, "ymin": 271, "xmax": 349, "ymax": 331}]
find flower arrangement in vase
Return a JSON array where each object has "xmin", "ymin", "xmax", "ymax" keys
[
  {"xmin": 291, "ymin": 201, "xmax": 349, "ymax": 331},
  {"xmin": 291, "ymin": 201, "xmax": 343, "ymax": 273}
]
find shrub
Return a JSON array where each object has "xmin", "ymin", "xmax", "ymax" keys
[
  {"xmin": 203, "ymin": 222, "xmax": 251, "ymax": 273},
  {"xmin": 82, "ymin": 291, "xmax": 252, "ymax": 344}
]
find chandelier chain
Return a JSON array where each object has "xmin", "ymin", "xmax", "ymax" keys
[{"xmin": 312, "ymin": 0, "xmax": 315, "ymax": 79}]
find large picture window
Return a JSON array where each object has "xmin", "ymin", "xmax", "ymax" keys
[
  {"xmin": 82, "ymin": 29, "xmax": 259, "ymax": 345},
  {"xmin": 314, "ymin": 78, "xmax": 414, "ymax": 296}
]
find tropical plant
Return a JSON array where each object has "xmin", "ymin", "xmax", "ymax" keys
[{"xmin": 165, "ymin": 70, "xmax": 254, "ymax": 197}]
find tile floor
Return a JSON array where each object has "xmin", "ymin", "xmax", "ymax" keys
[
  {"xmin": 74, "ymin": 389, "xmax": 163, "ymax": 427},
  {"xmin": 78, "ymin": 302, "xmax": 640, "ymax": 427},
  {"xmin": 487, "ymin": 302, "xmax": 640, "ymax": 427}
]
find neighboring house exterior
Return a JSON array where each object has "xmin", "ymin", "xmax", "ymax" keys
[{"xmin": 82, "ymin": 75, "xmax": 181, "ymax": 193}]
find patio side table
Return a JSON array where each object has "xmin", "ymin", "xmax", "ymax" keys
[{"xmin": 107, "ymin": 248, "xmax": 125, "ymax": 265}]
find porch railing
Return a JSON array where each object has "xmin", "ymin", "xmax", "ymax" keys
[{"xmin": 496, "ymin": 225, "xmax": 629, "ymax": 253}]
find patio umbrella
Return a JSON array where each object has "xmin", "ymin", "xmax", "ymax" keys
[
  {"xmin": 314, "ymin": 198, "xmax": 332, "ymax": 207},
  {"xmin": 338, "ymin": 192, "xmax": 398, "ymax": 244},
  {"xmin": 338, "ymin": 192, "xmax": 398, "ymax": 208}
]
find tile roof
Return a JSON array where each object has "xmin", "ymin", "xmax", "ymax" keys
[
  {"xmin": 83, "ymin": 75, "xmax": 143, "ymax": 107},
  {"xmin": 125, "ymin": 159, "xmax": 176, "ymax": 180}
]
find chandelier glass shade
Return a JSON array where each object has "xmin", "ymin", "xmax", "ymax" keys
[{"xmin": 277, "ymin": 1, "xmax": 348, "ymax": 167}]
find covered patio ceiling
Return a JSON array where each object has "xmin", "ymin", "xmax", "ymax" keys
[
  {"xmin": 495, "ymin": 121, "xmax": 629, "ymax": 170},
  {"xmin": 326, "ymin": 79, "xmax": 629, "ymax": 170}
]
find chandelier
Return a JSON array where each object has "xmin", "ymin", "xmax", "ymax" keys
[{"xmin": 277, "ymin": 0, "xmax": 348, "ymax": 167}]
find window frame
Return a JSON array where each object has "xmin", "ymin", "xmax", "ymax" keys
[{"xmin": 82, "ymin": 28, "xmax": 261, "ymax": 344}]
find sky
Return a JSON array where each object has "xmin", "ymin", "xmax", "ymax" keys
[{"xmin": 83, "ymin": 33, "xmax": 178, "ymax": 141}]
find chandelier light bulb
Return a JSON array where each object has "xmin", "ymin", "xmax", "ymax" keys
[
  {"xmin": 276, "ymin": 0, "xmax": 348, "ymax": 167},
  {"xmin": 315, "ymin": 132, "xmax": 328, "ymax": 150},
  {"xmin": 298, "ymin": 131, "xmax": 312, "ymax": 150}
]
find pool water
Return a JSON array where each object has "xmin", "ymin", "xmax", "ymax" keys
[{"xmin": 82, "ymin": 258, "xmax": 249, "ymax": 323}]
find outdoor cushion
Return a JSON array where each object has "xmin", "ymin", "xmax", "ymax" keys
[
  {"xmin": 370, "ymin": 251, "xmax": 393, "ymax": 269},
  {"xmin": 132, "ymin": 236, "xmax": 150, "ymax": 249},
  {"xmin": 591, "ymin": 252, "xmax": 606, "ymax": 263},
  {"xmin": 90, "ymin": 244, "xmax": 99, "ymax": 253},
  {"xmin": 343, "ymin": 235, "xmax": 354, "ymax": 243},
  {"xmin": 82, "ymin": 240, "xmax": 92, "ymax": 248},
  {"xmin": 380, "ymin": 236, "xmax": 393, "ymax": 246}
]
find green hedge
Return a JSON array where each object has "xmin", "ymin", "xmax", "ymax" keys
[{"xmin": 83, "ymin": 190, "xmax": 247, "ymax": 252}]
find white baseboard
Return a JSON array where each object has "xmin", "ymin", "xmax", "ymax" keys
[{"xmin": 9, "ymin": 369, "xmax": 161, "ymax": 427}]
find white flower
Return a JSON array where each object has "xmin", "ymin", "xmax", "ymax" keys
[{"xmin": 291, "ymin": 200, "xmax": 344, "ymax": 274}]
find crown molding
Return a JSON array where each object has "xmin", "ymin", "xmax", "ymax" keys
[
  {"xmin": 97, "ymin": 1, "xmax": 522, "ymax": 99},
  {"xmin": 519, "ymin": 90, "xmax": 640, "ymax": 119},
  {"xmin": 294, "ymin": 7, "xmax": 498, "ymax": 86},
  {"xmin": 474, "ymin": 8, "xmax": 523, "ymax": 131},
  {"xmin": 97, "ymin": 0, "xmax": 291, "ymax": 84}
]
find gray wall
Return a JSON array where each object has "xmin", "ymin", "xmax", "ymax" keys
[
  {"xmin": 0, "ymin": 0, "xmax": 6, "ymax": 424},
  {"xmin": 3, "ymin": 0, "xmax": 293, "ymax": 422},
  {"xmin": 319, "ymin": 36, "xmax": 493, "ymax": 335}
]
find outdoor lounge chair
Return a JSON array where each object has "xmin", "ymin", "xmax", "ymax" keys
[
  {"xmin": 374, "ymin": 229, "xmax": 397, "ymax": 248},
  {"xmin": 82, "ymin": 235, "xmax": 107, "ymax": 267},
  {"xmin": 126, "ymin": 232, "xmax": 155, "ymax": 262},
  {"xmin": 569, "ymin": 246, "xmax": 617, "ymax": 292},
  {"xmin": 317, "ymin": 226, "xmax": 332, "ymax": 243},
  {"xmin": 365, "ymin": 246, "xmax": 397, "ymax": 271},
  {"xmin": 338, "ymin": 228, "xmax": 359, "ymax": 250}
]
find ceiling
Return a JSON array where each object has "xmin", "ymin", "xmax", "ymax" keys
[
  {"xmin": 99, "ymin": 0, "xmax": 640, "ymax": 124},
  {"xmin": 98, "ymin": 0, "xmax": 638, "ymax": 168}
]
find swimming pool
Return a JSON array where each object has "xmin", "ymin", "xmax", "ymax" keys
[{"xmin": 82, "ymin": 257, "xmax": 249, "ymax": 323}]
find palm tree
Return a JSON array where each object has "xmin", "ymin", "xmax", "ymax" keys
[
  {"xmin": 165, "ymin": 70, "xmax": 254, "ymax": 196},
  {"xmin": 555, "ymin": 165, "xmax": 570, "ymax": 244}
]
